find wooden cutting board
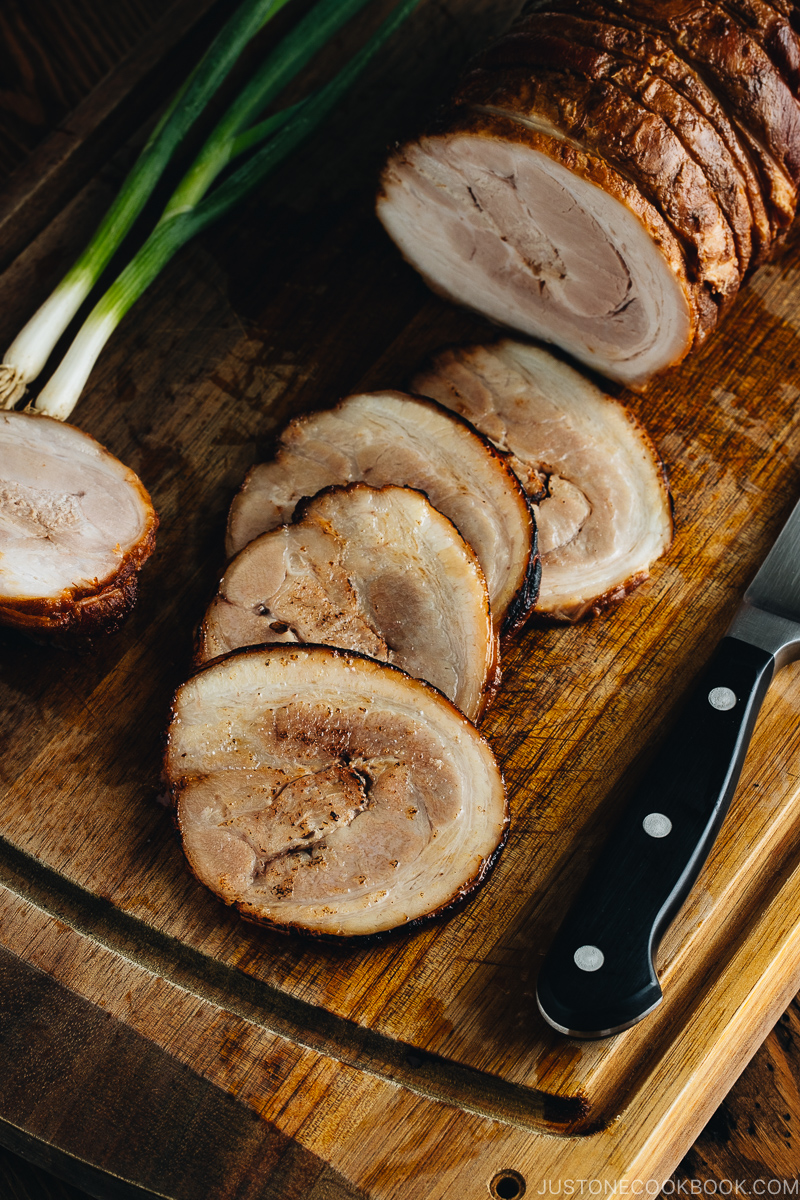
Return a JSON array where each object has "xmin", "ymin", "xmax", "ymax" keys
[{"xmin": 3, "ymin": 2, "xmax": 800, "ymax": 1196}]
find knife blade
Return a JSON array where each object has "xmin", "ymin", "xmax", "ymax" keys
[{"xmin": 536, "ymin": 496, "xmax": 800, "ymax": 1039}]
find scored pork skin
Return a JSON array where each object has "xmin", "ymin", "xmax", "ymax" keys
[
  {"xmin": 456, "ymin": 58, "xmax": 741, "ymax": 305},
  {"xmin": 0, "ymin": 412, "xmax": 157, "ymax": 637},
  {"xmin": 562, "ymin": 0, "xmax": 800, "ymax": 228},
  {"xmin": 226, "ymin": 390, "xmax": 538, "ymax": 637},
  {"xmin": 198, "ymin": 483, "xmax": 499, "ymax": 722},
  {"xmin": 413, "ymin": 340, "xmax": 673, "ymax": 621},
  {"xmin": 166, "ymin": 645, "xmax": 508, "ymax": 938},
  {"xmin": 520, "ymin": 0, "xmax": 775, "ymax": 257},
  {"xmin": 378, "ymin": 108, "xmax": 697, "ymax": 386},
  {"xmin": 479, "ymin": 10, "xmax": 757, "ymax": 275}
]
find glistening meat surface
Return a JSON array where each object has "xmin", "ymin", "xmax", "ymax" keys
[
  {"xmin": 226, "ymin": 390, "xmax": 538, "ymax": 636},
  {"xmin": 167, "ymin": 645, "xmax": 508, "ymax": 937},
  {"xmin": 378, "ymin": 115, "xmax": 695, "ymax": 385},
  {"xmin": 456, "ymin": 62, "xmax": 741, "ymax": 304},
  {"xmin": 199, "ymin": 484, "xmax": 498, "ymax": 722},
  {"xmin": 0, "ymin": 412, "xmax": 157, "ymax": 636},
  {"xmin": 413, "ymin": 340, "xmax": 673, "ymax": 620}
]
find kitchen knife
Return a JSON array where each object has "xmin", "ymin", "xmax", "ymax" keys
[{"xmin": 536, "ymin": 496, "xmax": 800, "ymax": 1039}]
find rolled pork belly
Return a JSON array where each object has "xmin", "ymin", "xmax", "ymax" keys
[
  {"xmin": 199, "ymin": 483, "xmax": 499, "ymax": 722},
  {"xmin": 514, "ymin": 2, "xmax": 773, "ymax": 263},
  {"xmin": 167, "ymin": 644, "xmax": 508, "ymax": 937},
  {"xmin": 524, "ymin": 0, "xmax": 798, "ymax": 234},
  {"xmin": 413, "ymin": 340, "xmax": 673, "ymax": 619},
  {"xmin": 377, "ymin": 0, "xmax": 800, "ymax": 385},
  {"xmin": 478, "ymin": 8, "xmax": 759, "ymax": 274},
  {"xmin": 379, "ymin": 110, "xmax": 697, "ymax": 387},
  {"xmin": 0, "ymin": 412, "xmax": 157, "ymax": 638}
]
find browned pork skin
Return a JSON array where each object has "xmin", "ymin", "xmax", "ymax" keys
[
  {"xmin": 167, "ymin": 645, "xmax": 508, "ymax": 937},
  {"xmin": 569, "ymin": 0, "xmax": 799, "ymax": 227},
  {"xmin": 657, "ymin": 1, "xmax": 800, "ymax": 183},
  {"xmin": 481, "ymin": 11, "xmax": 757, "ymax": 274},
  {"xmin": 521, "ymin": 0, "xmax": 775, "ymax": 257},
  {"xmin": 720, "ymin": 0, "xmax": 800, "ymax": 95},
  {"xmin": 413, "ymin": 340, "xmax": 673, "ymax": 620},
  {"xmin": 199, "ymin": 484, "xmax": 499, "ymax": 722},
  {"xmin": 378, "ymin": 110, "xmax": 697, "ymax": 387},
  {"xmin": 226, "ymin": 390, "xmax": 538, "ymax": 637},
  {"xmin": 0, "ymin": 412, "xmax": 157, "ymax": 637},
  {"xmin": 456, "ymin": 59, "xmax": 741, "ymax": 305}
]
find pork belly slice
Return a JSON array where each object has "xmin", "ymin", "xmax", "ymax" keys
[
  {"xmin": 378, "ymin": 112, "xmax": 696, "ymax": 387},
  {"xmin": 166, "ymin": 645, "xmax": 508, "ymax": 937},
  {"xmin": 413, "ymin": 340, "xmax": 673, "ymax": 620},
  {"xmin": 0, "ymin": 412, "xmax": 157, "ymax": 637},
  {"xmin": 227, "ymin": 391, "xmax": 538, "ymax": 637},
  {"xmin": 199, "ymin": 484, "xmax": 498, "ymax": 722}
]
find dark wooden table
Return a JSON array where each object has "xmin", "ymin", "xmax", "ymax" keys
[{"xmin": 1, "ymin": 2, "xmax": 799, "ymax": 1196}]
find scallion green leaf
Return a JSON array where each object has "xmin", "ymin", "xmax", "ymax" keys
[
  {"xmin": 0, "ymin": 0, "xmax": 290, "ymax": 407},
  {"xmin": 33, "ymin": 0, "xmax": 419, "ymax": 421}
]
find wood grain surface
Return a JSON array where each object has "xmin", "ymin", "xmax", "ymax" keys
[{"xmin": 2, "ymin": 2, "xmax": 800, "ymax": 1197}]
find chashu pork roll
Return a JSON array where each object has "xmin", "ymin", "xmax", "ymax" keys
[
  {"xmin": 0, "ymin": 411, "xmax": 157, "ymax": 638},
  {"xmin": 167, "ymin": 644, "xmax": 508, "ymax": 937},
  {"xmin": 200, "ymin": 483, "xmax": 499, "ymax": 722}
]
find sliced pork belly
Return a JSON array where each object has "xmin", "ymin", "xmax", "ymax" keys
[
  {"xmin": 199, "ymin": 484, "xmax": 498, "ymax": 722},
  {"xmin": 378, "ymin": 110, "xmax": 697, "ymax": 386},
  {"xmin": 227, "ymin": 391, "xmax": 538, "ymax": 636},
  {"xmin": 659, "ymin": 1, "xmax": 800, "ymax": 184},
  {"xmin": 0, "ymin": 412, "xmax": 157, "ymax": 637},
  {"xmin": 485, "ymin": 11, "xmax": 757, "ymax": 273},
  {"xmin": 572, "ymin": 0, "xmax": 800, "ymax": 228},
  {"xmin": 166, "ymin": 645, "xmax": 508, "ymax": 937},
  {"xmin": 721, "ymin": 0, "xmax": 800, "ymax": 94},
  {"xmin": 457, "ymin": 61, "xmax": 741, "ymax": 305},
  {"xmin": 413, "ymin": 340, "xmax": 673, "ymax": 620},
  {"xmin": 521, "ymin": 0, "xmax": 774, "ymax": 258}
]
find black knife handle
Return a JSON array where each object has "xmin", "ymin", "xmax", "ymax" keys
[{"xmin": 536, "ymin": 637, "xmax": 776, "ymax": 1039}]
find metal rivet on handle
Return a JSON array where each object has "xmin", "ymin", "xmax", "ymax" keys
[
  {"xmin": 643, "ymin": 812, "xmax": 672, "ymax": 838},
  {"xmin": 574, "ymin": 945, "xmax": 604, "ymax": 972},
  {"xmin": 709, "ymin": 686, "xmax": 737, "ymax": 711}
]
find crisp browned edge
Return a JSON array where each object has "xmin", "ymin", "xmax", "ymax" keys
[
  {"xmin": 165, "ymin": 642, "xmax": 510, "ymax": 943},
  {"xmin": 410, "ymin": 338, "xmax": 674, "ymax": 624},
  {"xmin": 579, "ymin": 0, "xmax": 800, "ymax": 226},
  {"xmin": 460, "ymin": 63, "xmax": 743, "ymax": 314},
  {"xmin": 533, "ymin": 397, "xmax": 675, "ymax": 621},
  {"xmin": 513, "ymin": 0, "xmax": 775, "ymax": 267},
  {"xmin": 0, "ymin": 415, "xmax": 159, "ymax": 639},
  {"xmin": 520, "ymin": 0, "xmax": 792, "ymax": 253},
  {"xmin": 478, "ymin": 11, "xmax": 756, "ymax": 279}
]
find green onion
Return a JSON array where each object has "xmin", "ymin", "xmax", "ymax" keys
[
  {"xmin": 31, "ymin": 0, "xmax": 418, "ymax": 421},
  {"xmin": 1, "ymin": 0, "xmax": 407, "ymax": 413},
  {"xmin": 0, "ymin": 0, "xmax": 293, "ymax": 410}
]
